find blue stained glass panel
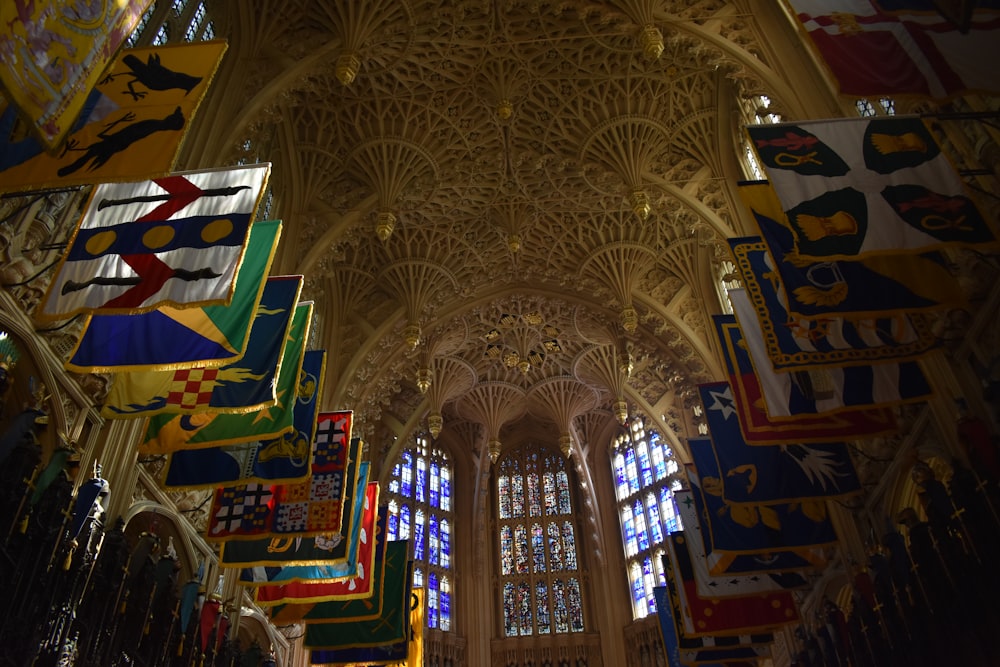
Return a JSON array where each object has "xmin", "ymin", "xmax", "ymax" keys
[
  {"xmin": 633, "ymin": 500, "xmax": 649, "ymax": 551},
  {"xmin": 441, "ymin": 466, "xmax": 451, "ymax": 511},
  {"xmin": 428, "ymin": 572, "xmax": 439, "ymax": 629},
  {"xmin": 562, "ymin": 522, "xmax": 577, "ymax": 571},
  {"xmin": 399, "ymin": 503, "xmax": 411, "ymax": 540},
  {"xmin": 621, "ymin": 507, "xmax": 637, "ymax": 557},
  {"xmin": 614, "ymin": 452, "xmax": 629, "ymax": 500},
  {"xmin": 542, "ymin": 471, "xmax": 556, "ymax": 515},
  {"xmin": 416, "ymin": 457, "xmax": 427, "ymax": 503},
  {"xmin": 556, "ymin": 470, "xmax": 571, "ymax": 514},
  {"xmin": 642, "ymin": 556, "xmax": 656, "ymax": 614},
  {"xmin": 650, "ymin": 433, "xmax": 668, "ymax": 481},
  {"xmin": 646, "ymin": 492, "xmax": 663, "ymax": 545},
  {"xmin": 503, "ymin": 582, "xmax": 517, "ymax": 637},
  {"xmin": 567, "ymin": 578, "xmax": 584, "ymax": 632},
  {"xmin": 527, "ymin": 473, "xmax": 541, "ymax": 517},
  {"xmin": 518, "ymin": 581, "xmax": 532, "ymax": 635},
  {"xmin": 660, "ymin": 487, "xmax": 681, "ymax": 534},
  {"xmin": 547, "ymin": 522, "xmax": 563, "ymax": 572},
  {"xmin": 637, "ymin": 441, "xmax": 653, "ymax": 487},
  {"xmin": 535, "ymin": 581, "xmax": 550, "ymax": 634},
  {"xmin": 414, "ymin": 567, "xmax": 423, "ymax": 588},
  {"xmin": 514, "ymin": 524, "xmax": 529, "ymax": 574},
  {"xmin": 430, "ymin": 461, "xmax": 440, "ymax": 508},
  {"xmin": 552, "ymin": 579, "xmax": 568, "ymax": 633},
  {"xmin": 625, "ymin": 448, "xmax": 640, "ymax": 494},
  {"xmin": 498, "ymin": 475, "xmax": 511, "ymax": 519},
  {"xmin": 500, "ymin": 525, "xmax": 513, "ymax": 575},
  {"xmin": 441, "ymin": 519, "xmax": 451, "ymax": 568},
  {"xmin": 531, "ymin": 523, "xmax": 546, "ymax": 573},
  {"xmin": 414, "ymin": 508, "xmax": 426, "ymax": 561},
  {"xmin": 429, "ymin": 514, "xmax": 439, "ymax": 566},
  {"xmin": 630, "ymin": 564, "xmax": 645, "ymax": 618},
  {"xmin": 401, "ymin": 451, "xmax": 413, "ymax": 497},
  {"xmin": 440, "ymin": 577, "xmax": 451, "ymax": 631},
  {"xmin": 387, "ymin": 499, "xmax": 399, "ymax": 541},
  {"xmin": 512, "ymin": 475, "xmax": 525, "ymax": 518}
]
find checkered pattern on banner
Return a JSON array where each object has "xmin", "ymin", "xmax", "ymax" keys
[
  {"xmin": 167, "ymin": 368, "xmax": 219, "ymax": 410},
  {"xmin": 210, "ymin": 484, "xmax": 273, "ymax": 536}
]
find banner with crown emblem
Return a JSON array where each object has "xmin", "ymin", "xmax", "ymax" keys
[{"xmin": 746, "ymin": 117, "xmax": 995, "ymax": 261}]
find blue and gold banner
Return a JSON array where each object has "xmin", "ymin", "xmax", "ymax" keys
[
  {"xmin": 113, "ymin": 276, "xmax": 302, "ymax": 421},
  {"xmin": 698, "ymin": 382, "xmax": 862, "ymax": 505},
  {"xmin": 745, "ymin": 117, "xmax": 995, "ymax": 259},
  {"xmin": 160, "ymin": 349, "xmax": 325, "ymax": 489},
  {"xmin": 66, "ymin": 219, "xmax": 281, "ymax": 374},
  {"xmin": 727, "ymin": 235, "xmax": 937, "ymax": 371},
  {"xmin": 1, "ymin": 41, "xmax": 228, "ymax": 192},
  {"xmin": 713, "ymin": 314, "xmax": 899, "ymax": 444},
  {"xmin": 688, "ymin": 440, "xmax": 838, "ymax": 564}
]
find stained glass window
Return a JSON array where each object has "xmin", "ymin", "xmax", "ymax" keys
[
  {"xmin": 613, "ymin": 416, "xmax": 683, "ymax": 619},
  {"xmin": 497, "ymin": 443, "xmax": 585, "ymax": 636},
  {"xmin": 428, "ymin": 572, "xmax": 439, "ymax": 629},
  {"xmin": 386, "ymin": 436, "xmax": 453, "ymax": 632}
]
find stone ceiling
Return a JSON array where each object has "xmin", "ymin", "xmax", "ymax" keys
[{"xmin": 183, "ymin": 0, "xmax": 785, "ymax": 466}]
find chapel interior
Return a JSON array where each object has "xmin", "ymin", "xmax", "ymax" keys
[{"xmin": 1, "ymin": 1, "xmax": 999, "ymax": 667}]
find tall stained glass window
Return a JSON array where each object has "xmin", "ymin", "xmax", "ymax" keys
[
  {"xmin": 497, "ymin": 443, "xmax": 585, "ymax": 636},
  {"xmin": 386, "ymin": 435, "xmax": 453, "ymax": 631},
  {"xmin": 613, "ymin": 415, "xmax": 682, "ymax": 619}
]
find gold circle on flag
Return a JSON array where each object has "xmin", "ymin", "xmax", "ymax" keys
[
  {"xmin": 202, "ymin": 218, "xmax": 234, "ymax": 243},
  {"xmin": 143, "ymin": 225, "xmax": 175, "ymax": 249},
  {"xmin": 85, "ymin": 230, "xmax": 116, "ymax": 256}
]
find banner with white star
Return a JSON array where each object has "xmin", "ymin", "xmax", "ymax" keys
[{"xmin": 698, "ymin": 382, "xmax": 862, "ymax": 505}]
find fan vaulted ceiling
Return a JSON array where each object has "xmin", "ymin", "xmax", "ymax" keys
[{"xmin": 182, "ymin": 0, "xmax": 786, "ymax": 463}]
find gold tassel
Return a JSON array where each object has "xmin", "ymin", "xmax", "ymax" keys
[{"xmin": 18, "ymin": 513, "xmax": 28, "ymax": 534}]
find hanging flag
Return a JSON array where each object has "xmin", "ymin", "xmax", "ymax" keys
[
  {"xmin": 698, "ymin": 382, "xmax": 862, "ymax": 504},
  {"xmin": 788, "ymin": 1, "xmax": 1000, "ymax": 98},
  {"xmin": 220, "ymin": 449, "xmax": 365, "ymax": 570},
  {"xmin": 653, "ymin": 586, "xmax": 772, "ymax": 667},
  {"xmin": 268, "ymin": 540, "xmax": 409, "ymax": 625},
  {"xmin": 160, "ymin": 349, "xmax": 325, "ymax": 489},
  {"xmin": 238, "ymin": 477, "xmax": 375, "ymax": 589},
  {"xmin": 37, "ymin": 163, "xmax": 271, "ymax": 321},
  {"xmin": 0, "ymin": 0, "xmax": 153, "ymax": 149},
  {"xmin": 255, "ymin": 505, "xmax": 387, "ymax": 607},
  {"xmin": 303, "ymin": 560, "xmax": 413, "ymax": 650},
  {"xmin": 746, "ymin": 117, "xmax": 994, "ymax": 260},
  {"xmin": 722, "ymin": 300, "xmax": 932, "ymax": 419},
  {"xmin": 139, "ymin": 296, "xmax": 310, "ymax": 451},
  {"xmin": 665, "ymin": 531, "xmax": 799, "ymax": 636},
  {"xmin": 688, "ymin": 442, "xmax": 838, "ymax": 568},
  {"xmin": 676, "ymin": 481, "xmax": 825, "ymax": 577},
  {"xmin": 206, "ymin": 414, "xmax": 355, "ymax": 541},
  {"xmin": 65, "ymin": 219, "xmax": 281, "ymax": 374},
  {"xmin": 0, "ymin": 41, "xmax": 228, "ymax": 193},
  {"xmin": 111, "ymin": 275, "xmax": 302, "ymax": 420},
  {"xmin": 672, "ymin": 489, "xmax": 809, "ymax": 597},
  {"xmin": 727, "ymin": 236, "xmax": 937, "ymax": 371},
  {"xmin": 713, "ymin": 314, "xmax": 898, "ymax": 443},
  {"xmin": 309, "ymin": 587, "xmax": 423, "ymax": 666}
]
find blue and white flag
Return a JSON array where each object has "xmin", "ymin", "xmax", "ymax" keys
[{"xmin": 698, "ymin": 382, "xmax": 862, "ymax": 505}]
